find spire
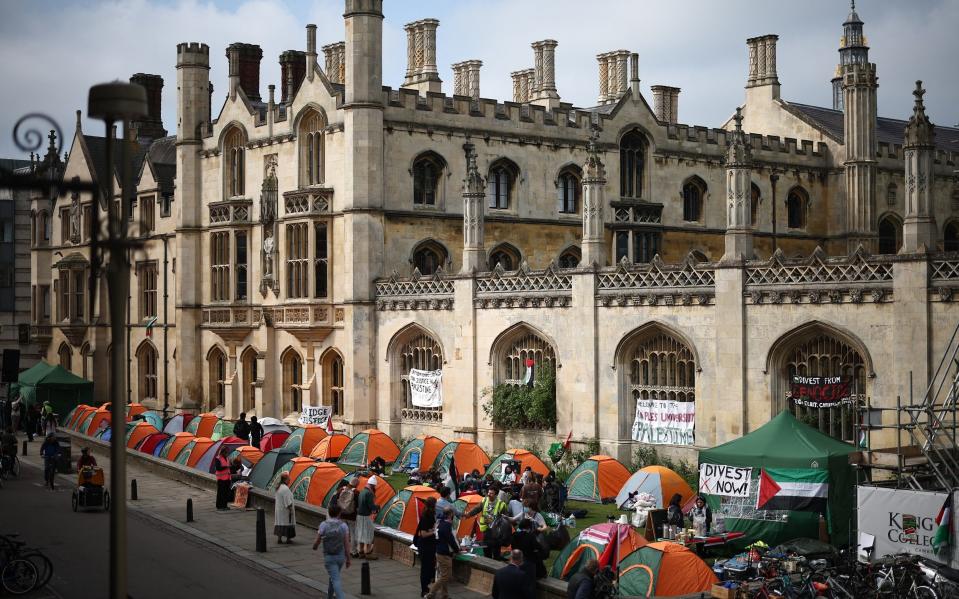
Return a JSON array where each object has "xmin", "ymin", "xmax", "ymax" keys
[
  {"xmin": 583, "ymin": 123, "xmax": 605, "ymax": 181},
  {"xmin": 463, "ymin": 140, "xmax": 484, "ymax": 195},
  {"xmin": 725, "ymin": 108, "xmax": 752, "ymax": 167},
  {"xmin": 832, "ymin": 0, "xmax": 869, "ymax": 110},
  {"xmin": 904, "ymin": 80, "xmax": 935, "ymax": 148}
]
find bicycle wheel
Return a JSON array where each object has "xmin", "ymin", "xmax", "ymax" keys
[
  {"xmin": 909, "ymin": 585, "xmax": 938, "ymax": 599},
  {"xmin": 1, "ymin": 558, "xmax": 38, "ymax": 595},
  {"xmin": 22, "ymin": 552, "xmax": 53, "ymax": 589}
]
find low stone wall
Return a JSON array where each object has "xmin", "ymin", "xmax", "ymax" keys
[{"xmin": 64, "ymin": 429, "xmax": 567, "ymax": 599}]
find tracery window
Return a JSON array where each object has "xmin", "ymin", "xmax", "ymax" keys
[
  {"xmin": 886, "ymin": 182, "xmax": 898, "ymax": 207},
  {"xmin": 210, "ymin": 232, "xmax": 230, "ymax": 301},
  {"xmin": 398, "ymin": 331, "xmax": 443, "ymax": 422},
  {"xmin": 137, "ymin": 261, "xmax": 158, "ymax": 319},
  {"xmin": 501, "ymin": 331, "xmax": 555, "ymax": 386},
  {"xmin": 241, "ymin": 347, "xmax": 258, "ymax": 414},
  {"xmin": 615, "ymin": 231, "xmax": 660, "ymax": 264},
  {"xmin": 751, "ymin": 182, "xmax": 761, "ymax": 226},
  {"xmin": 627, "ymin": 333, "xmax": 696, "ymax": 403},
  {"xmin": 137, "ymin": 343, "xmax": 158, "ymax": 403},
  {"xmin": 282, "ymin": 350, "xmax": 303, "ymax": 415},
  {"xmin": 558, "ymin": 246, "xmax": 581, "ymax": 269},
  {"xmin": 224, "ymin": 127, "xmax": 246, "ymax": 198},
  {"xmin": 80, "ymin": 343, "xmax": 91, "ymax": 380},
  {"xmin": 877, "ymin": 214, "xmax": 902, "ymax": 255},
  {"xmin": 682, "ymin": 177, "xmax": 706, "ymax": 222},
  {"xmin": 786, "ymin": 187, "xmax": 808, "ymax": 229},
  {"xmin": 323, "ymin": 350, "xmax": 344, "ymax": 416},
  {"xmin": 488, "ymin": 159, "xmax": 518, "ymax": 210},
  {"xmin": 314, "ymin": 223, "xmax": 328, "ymax": 298},
  {"xmin": 413, "ymin": 153, "xmax": 443, "ymax": 206},
  {"xmin": 488, "ymin": 243, "xmax": 520, "ymax": 271},
  {"xmin": 286, "ymin": 223, "xmax": 309, "ymax": 299},
  {"xmin": 235, "ymin": 231, "xmax": 248, "ymax": 300},
  {"xmin": 300, "ymin": 111, "xmax": 324, "ymax": 186},
  {"xmin": 208, "ymin": 347, "xmax": 226, "ymax": 409},
  {"xmin": 557, "ymin": 167, "xmax": 581, "ymax": 214},
  {"xmin": 412, "ymin": 240, "xmax": 447, "ymax": 276},
  {"xmin": 620, "ymin": 130, "xmax": 646, "ymax": 199},
  {"xmin": 58, "ymin": 343, "xmax": 72, "ymax": 371}
]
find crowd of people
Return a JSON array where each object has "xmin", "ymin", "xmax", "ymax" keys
[{"xmin": 0, "ymin": 393, "xmax": 58, "ymax": 442}]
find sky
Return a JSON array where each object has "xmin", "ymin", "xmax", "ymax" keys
[{"xmin": 1, "ymin": 0, "xmax": 957, "ymax": 158}]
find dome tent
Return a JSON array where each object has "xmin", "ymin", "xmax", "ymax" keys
[
  {"xmin": 431, "ymin": 439, "xmax": 490, "ymax": 478},
  {"xmin": 485, "ymin": 449, "xmax": 549, "ymax": 480},
  {"xmin": 290, "ymin": 462, "xmax": 346, "ymax": 505},
  {"xmin": 138, "ymin": 432, "xmax": 170, "ymax": 455},
  {"xmin": 338, "ymin": 429, "xmax": 400, "ymax": 467},
  {"xmin": 615, "ymin": 465, "xmax": 695, "ymax": 510},
  {"xmin": 375, "ymin": 485, "xmax": 440, "ymax": 534},
  {"xmin": 550, "ymin": 523, "xmax": 648, "ymax": 580},
  {"xmin": 309, "ymin": 433, "xmax": 351, "ymax": 461},
  {"xmin": 267, "ymin": 457, "xmax": 317, "ymax": 491},
  {"xmin": 565, "ymin": 455, "xmax": 630, "ymax": 503},
  {"xmin": 125, "ymin": 421, "xmax": 160, "ymax": 449},
  {"xmin": 229, "ymin": 445, "xmax": 264, "ymax": 467},
  {"xmin": 617, "ymin": 542, "xmax": 718, "ymax": 597},
  {"xmin": 248, "ymin": 448, "xmax": 297, "ymax": 489},
  {"xmin": 163, "ymin": 413, "xmax": 194, "ymax": 435},
  {"xmin": 321, "ymin": 471, "xmax": 397, "ymax": 510},
  {"xmin": 280, "ymin": 425, "xmax": 328, "ymax": 457},
  {"xmin": 392, "ymin": 434, "xmax": 446, "ymax": 474},
  {"xmin": 159, "ymin": 432, "xmax": 195, "ymax": 461}
]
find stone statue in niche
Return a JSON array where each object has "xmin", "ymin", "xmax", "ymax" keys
[
  {"xmin": 263, "ymin": 232, "xmax": 275, "ymax": 278},
  {"xmin": 259, "ymin": 155, "xmax": 279, "ymax": 296}
]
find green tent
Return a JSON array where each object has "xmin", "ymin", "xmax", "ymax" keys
[
  {"xmin": 17, "ymin": 361, "xmax": 95, "ymax": 417},
  {"xmin": 698, "ymin": 411, "xmax": 856, "ymax": 547}
]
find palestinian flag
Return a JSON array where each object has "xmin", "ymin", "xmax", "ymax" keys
[
  {"xmin": 757, "ymin": 468, "xmax": 828, "ymax": 512},
  {"xmin": 933, "ymin": 494, "xmax": 952, "ymax": 554},
  {"xmin": 522, "ymin": 359, "xmax": 535, "ymax": 387}
]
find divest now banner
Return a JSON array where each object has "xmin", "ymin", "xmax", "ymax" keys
[
  {"xmin": 299, "ymin": 405, "xmax": 332, "ymax": 427},
  {"xmin": 857, "ymin": 486, "xmax": 949, "ymax": 563},
  {"xmin": 408, "ymin": 369, "xmax": 443, "ymax": 408},
  {"xmin": 699, "ymin": 464, "xmax": 753, "ymax": 498},
  {"xmin": 631, "ymin": 399, "xmax": 695, "ymax": 445}
]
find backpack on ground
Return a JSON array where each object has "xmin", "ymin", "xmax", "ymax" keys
[{"xmin": 337, "ymin": 487, "xmax": 356, "ymax": 516}]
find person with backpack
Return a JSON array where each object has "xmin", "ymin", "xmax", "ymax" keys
[
  {"xmin": 313, "ymin": 503, "xmax": 351, "ymax": 599},
  {"xmin": 336, "ymin": 478, "xmax": 360, "ymax": 557}
]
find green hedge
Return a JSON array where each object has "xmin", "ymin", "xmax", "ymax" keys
[{"xmin": 482, "ymin": 365, "xmax": 556, "ymax": 430}]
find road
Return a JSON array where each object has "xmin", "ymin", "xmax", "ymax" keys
[{"xmin": 0, "ymin": 443, "xmax": 315, "ymax": 599}]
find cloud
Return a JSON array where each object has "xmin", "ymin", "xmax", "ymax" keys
[{"xmin": 1, "ymin": 0, "xmax": 956, "ymax": 159}]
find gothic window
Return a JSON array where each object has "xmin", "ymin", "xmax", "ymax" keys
[
  {"xmin": 235, "ymin": 231, "xmax": 248, "ymax": 300},
  {"xmin": 240, "ymin": 346, "xmax": 258, "ymax": 414},
  {"xmin": 877, "ymin": 214, "xmax": 902, "ymax": 255},
  {"xmin": 299, "ymin": 110, "xmax": 325, "ymax": 186},
  {"xmin": 786, "ymin": 187, "xmax": 808, "ymax": 229},
  {"xmin": 620, "ymin": 130, "xmax": 647, "ymax": 199},
  {"xmin": 137, "ymin": 261, "xmax": 158, "ymax": 319},
  {"xmin": 488, "ymin": 243, "xmax": 521, "ymax": 271},
  {"xmin": 496, "ymin": 326, "xmax": 556, "ymax": 387},
  {"xmin": 682, "ymin": 177, "xmax": 706, "ymax": 222},
  {"xmin": 137, "ymin": 342, "xmax": 158, "ymax": 403},
  {"xmin": 413, "ymin": 153, "xmax": 444, "ymax": 206},
  {"xmin": 394, "ymin": 328, "xmax": 443, "ymax": 422},
  {"xmin": 314, "ymin": 223, "xmax": 328, "ymax": 298},
  {"xmin": 58, "ymin": 343, "xmax": 72, "ymax": 371},
  {"xmin": 140, "ymin": 194, "xmax": 155, "ymax": 235},
  {"xmin": 945, "ymin": 221, "xmax": 959, "ymax": 252},
  {"xmin": 208, "ymin": 347, "xmax": 227, "ymax": 409},
  {"xmin": 58, "ymin": 266, "xmax": 86, "ymax": 322},
  {"xmin": 886, "ymin": 182, "xmax": 898, "ymax": 207},
  {"xmin": 488, "ymin": 159, "xmax": 518, "ymax": 210},
  {"xmin": 224, "ymin": 127, "xmax": 246, "ymax": 198},
  {"xmin": 557, "ymin": 167, "xmax": 581, "ymax": 214},
  {"xmin": 615, "ymin": 231, "xmax": 660, "ymax": 264},
  {"xmin": 411, "ymin": 240, "xmax": 448, "ymax": 276},
  {"xmin": 80, "ymin": 342, "xmax": 91, "ymax": 380},
  {"xmin": 750, "ymin": 182, "xmax": 761, "ymax": 226},
  {"xmin": 210, "ymin": 232, "xmax": 230, "ymax": 301},
  {"xmin": 322, "ymin": 350, "xmax": 344, "ymax": 416},
  {"xmin": 60, "ymin": 208, "xmax": 70, "ymax": 245},
  {"xmin": 281, "ymin": 349, "xmax": 303, "ymax": 415},
  {"xmin": 38, "ymin": 211, "xmax": 50, "ymax": 244},
  {"xmin": 286, "ymin": 223, "xmax": 309, "ymax": 299},
  {"xmin": 82, "ymin": 205, "xmax": 92, "ymax": 241},
  {"xmin": 558, "ymin": 246, "xmax": 581, "ymax": 269}
]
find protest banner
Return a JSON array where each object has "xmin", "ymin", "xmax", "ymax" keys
[
  {"xmin": 698, "ymin": 463, "xmax": 753, "ymax": 497},
  {"xmin": 788, "ymin": 375, "xmax": 852, "ymax": 408},
  {"xmin": 857, "ymin": 486, "xmax": 949, "ymax": 563},
  {"xmin": 408, "ymin": 368, "xmax": 443, "ymax": 408},
  {"xmin": 299, "ymin": 405, "xmax": 332, "ymax": 426},
  {"xmin": 630, "ymin": 399, "xmax": 695, "ymax": 445}
]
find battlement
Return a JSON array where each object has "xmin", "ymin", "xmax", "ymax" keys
[
  {"xmin": 177, "ymin": 42, "xmax": 210, "ymax": 65},
  {"xmin": 875, "ymin": 143, "xmax": 957, "ymax": 166},
  {"xmin": 664, "ymin": 123, "xmax": 827, "ymax": 158}
]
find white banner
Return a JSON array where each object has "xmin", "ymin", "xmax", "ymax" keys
[
  {"xmin": 857, "ymin": 486, "xmax": 948, "ymax": 563},
  {"xmin": 698, "ymin": 464, "xmax": 753, "ymax": 498},
  {"xmin": 299, "ymin": 405, "xmax": 332, "ymax": 426},
  {"xmin": 408, "ymin": 369, "xmax": 443, "ymax": 408},
  {"xmin": 631, "ymin": 399, "xmax": 695, "ymax": 445}
]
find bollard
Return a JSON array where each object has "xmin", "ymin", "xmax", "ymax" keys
[
  {"xmin": 255, "ymin": 508, "xmax": 267, "ymax": 553},
  {"xmin": 131, "ymin": 479, "xmax": 138, "ymax": 500},
  {"xmin": 21, "ymin": 440, "xmax": 27, "ymax": 456},
  {"xmin": 186, "ymin": 498, "xmax": 194, "ymax": 522},
  {"xmin": 360, "ymin": 561, "xmax": 371, "ymax": 595}
]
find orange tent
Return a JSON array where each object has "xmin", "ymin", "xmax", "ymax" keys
[
  {"xmin": 309, "ymin": 433, "xmax": 351, "ymax": 461},
  {"xmin": 615, "ymin": 465, "xmax": 695, "ymax": 510},
  {"xmin": 70, "ymin": 405, "xmax": 96, "ymax": 430},
  {"xmin": 229, "ymin": 445, "xmax": 265, "ymax": 467},
  {"xmin": 375, "ymin": 485, "xmax": 440, "ymax": 534},
  {"xmin": 322, "ymin": 471, "xmax": 397, "ymax": 510},
  {"xmin": 184, "ymin": 437, "xmax": 216, "ymax": 468},
  {"xmin": 565, "ymin": 455, "xmax": 631, "ymax": 503},
  {"xmin": 267, "ymin": 457, "xmax": 317, "ymax": 491},
  {"xmin": 160, "ymin": 432, "xmax": 196, "ymax": 461},
  {"xmin": 292, "ymin": 462, "xmax": 347, "ymax": 506},
  {"xmin": 126, "ymin": 403, "xmax": 148, "ymax": 420},
  {"xmin": 126, "ymin": 421, "xmax": 160, "ymax": 449},
  {"xmin": 281, "ymin": 424, "xmax": 328, "ymax": 457},
  {"xmin": 338, "ymin": 429, "xmax": 400, "ymax": 467},
  {"xmin": 551, "ymin": 523, "xmax": 648, "ymax": 580},
  {"xmin": 432, "ymin": 439, "xmax": 490, "ymax": 478},
  {"xmin": 188, "ymin": 413, "xmax": 219, "ymax": 438},
  {"xmin": 618, "ymin": 542, "xmax": 718, "ymax": 597},
  {"xmin": 486, "ymin": 449, "xmax": 550, "ymax": 479},
  {"xmin": 84, "ymin": 404, "xmax": 114, "ymax": 436},
  {"xmin": 393, "ymin": 435, "xmax": 446, "ymax": 473},
  {"xmin": 452, "ymin": 494, "xmax": 483, "ymax": 538}
]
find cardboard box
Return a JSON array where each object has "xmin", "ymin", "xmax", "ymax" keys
[{"xmin": 711, "ymin": 583, "xmax": 739, "ymax": 599}]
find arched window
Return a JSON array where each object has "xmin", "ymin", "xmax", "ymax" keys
[
  {"xmin": 620, "ymin": 130, "xmax": 647, "ymax": 199},
  {"xmin": 240, "ymin": 347, "xmax": 259, "ymax": 414},
  {"xmin": 877, "ymin": 214, "xmax": 902, "ymax": 255},
  {"xmin": 557, "ymin": 166, "xmax": 581, "ymax": 214},
  {"xmin": 412, "ymin": 152, "xmax": 444, "ymax": 206},
  {"xmin": 411, "ymin": 240, "xmax": 448, "ymax": 276},
  {"xmin": 58, "ymin": 342, "xmax": 72, "ymax": 371},
  {"xmin": 80, "ymin": 343, "xmax": 91, "ymax": 380},
  {"xmin": 488, "ymin": 243, "xmax": 521, "ymax": 271},
  {"xmin": 558, "ymin": 246, "xmax": 581, "ymax": 269},
  {"xmin": 886, "ymin": 182, "xmax": 898, "ymax": 207},
  {"xmin": 751, "ymin": 182, "xmax": 761, "ymax": 226},
  {"xmin": 487, "ymin": 159, "xmax": 518, "ymax": 210},
  {"xmin": 619, "ymin": 326, "xmax": 697, "ymax": 442},
  {"xmin": 37, "ymin": 211, "xmax": 50, "ymax": 244},
  {"xmin": 689, "ymin": 250, "xmax": 709, "ymax": 263},
  {"xmin": 137, "ymin": 342, "xmax": 158, "ymax": 403},
  {"xmin": 945, "ymin": 221, "xmax": 959, "ymax": 252},
  {"xmin": 786, "ymin": 187, "xmax": 808, "ymax": 229},
  {"xmin": 281, "ymin": 349, "xmax": 303, "ymax": 415},
  {"xmin": 391, "ymin": 327, "xmax": 443, "ymax": 422},
  {"xmin": 208, "ymin": 347, "xmax": 226, "ymax": 409},
  {"xmin": 223, "ymin": 127, "xmax": 246, "ymax": 198},
  {"xmin": 321, "ymin": 350, "xmax": 344, "ymax": 416},
  {"xmin": 299, "ymin": 110, "xmax": 324, "ymax": 186},
  {"xmin": 682, "ymin": 177, "xmax": 706, "ymax": 222}
]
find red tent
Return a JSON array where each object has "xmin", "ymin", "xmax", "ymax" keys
[
  {"xmin": 137, "ymin": 431, "xmax": 170, "ymax": 455},
  {"xmin": 260, "ymin": 431, "xmax": 290, "ymax": 452}
]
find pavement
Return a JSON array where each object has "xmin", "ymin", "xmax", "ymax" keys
[{"xmin": 3, "ymin": 433, "xmax": 488, "ymax": 599}]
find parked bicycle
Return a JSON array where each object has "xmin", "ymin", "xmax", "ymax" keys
[{"xmin": 0, "ymin": 534, "xmax": 54, "ymax": 594}]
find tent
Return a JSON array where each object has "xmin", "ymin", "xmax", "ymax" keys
[
  {"xmin": 290, "ymin": 462, "xmax": 346, "ymax": 505},
  {"xmin": 229, "ymin": 445, "xmax": 265, "ymax": 468},
  {"xmin": 267, "ymin": 457, "xmax": 318, "ymax": 491},
  {"xmin": 617, "ymin": 542, "xmax": 718, "ymax": 597},
  {"xmin": 163, "ymin": 413, "xmax": 194, "ymax": 435},
  {"xmin": 338, "ymin": 429, "xmax": 400, "ymax": 467},
  {"xmin": 550, "ymin": 523, "xmax": 648, "ymax": 580},
  {"xmin": 257, "ymin": 417, "xmax": 291, "ymax": 435},
  {"xmin": 159, "ymin": 432, "xmax": 196, "ymax": 461},
  {"xmin": 249, "ymin": 448, "xmax": 298, "ymax": 489},
  {"xmin": 281, "ymin": 425, "xmax": 328, "ymax": 457},
  {"xmin": 259, "ymin": 431, "xmax": 290, "ymax": 452},
  {"xmin": 84, "ymin": 404, "xmax": 115, "ymax": 436},
  {"xmin": 308, "ymin": 433, "xmax": 351, "ymax": 462},
  {"xmin": 486, "ymin": 449, "xmax": 550, "ymax": 480},
  {"xmin": 138, "ymin": 432, "xmax": 170, "ymax": 455},
  {"xmin": 321, "ymin": 471, "xmax": 397, "ymax": 510},
  {"xmin": 174, "ymin": 437, "xmax": 215, "ymax": 468},
  {"xmin": 392, "ymin": 435, "xmax": 445, "ymax": 474},
  {"xmin": 210, "ymin": 419, "xmax": 235, "ymax": 441},
  {"xmin": 63, "ymin": 404, "xmax": 86, "ymax": 428},
  {"xmin": 125, "ymin": 403, "xmax": 148, "ymax": 420},
  {"xmin": 16, "ymin": 361, "xmax": 94, "ymax": 417},
  {"xmin": 615, "ymin": 465, "xmax": 695, "ymax": 510},
  {"xmin": 565, "ymin": 455, "xmax": 631, "ymax": 503},
  {"xmin": 452, "ymin": 494, "xmax": 483, "ymax": 538},
  {"xmin": 67, "ymin": 405, "xmax": 96, "ymax": 430},
  {"xmin": 195, "ymin": 436, "xmax": 247, "ymax": 473},
  {"xmin": 76, "ymin": 410, "xmax": 97, "ymax": 434},
  {"xmin": 698, "ymin": 411, "xmax": 857, "ymax": 547},
  {"xmin": 133, "ymin": 410, "xmax": 164, "ymax": 431},
  {"xmin": 125, "ymin": 421, "xmax": 160, "ymax": 449},
  {"xmin": 186, "ymin": 413, "xmax": 219, "ymax": 438},
  {"xmin": 431, "ymin": 439, "xmax": 490, "ymax": 478},
  {"xmin": 98, "ymin": 427, "xmax": 112, "ymax": 441},
  {"xmin": 375, "ymin": 485, "xmax": 440, "ymax": 534}
]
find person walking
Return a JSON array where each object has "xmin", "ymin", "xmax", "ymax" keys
[
  {"xmin": 567, "ymin": 559, "xmax": 598, "ymax": 599},
  {"xmin": 233, "ymin": 412, "xmax": 250, "ymax": 442},
  {"xmin": 41, "ymin": 401, "xmax": 56, "ymax": 436},
  {"xmin": 356, "ymin": 475, "xmax": 380, "ymax": 559},
  {"xmin": 491, "ymin": 549, "xmax": 533, "ymax": 599},
  {"xmin": 426, "ymin": 507, "xmax": 460, "ymax": 599},
  {"xmin": 214, "ymin": 445, "xmax": 232, "ymax": 510},
  {"xmin": 313, "ymin": 503, "xmax": 351, "ymax": 599},
  {"xmin": 415, "ymin": 496, "xmax": 438, "ymax": 597},
  {"xmin": 274, "ymin": 472, "xmax": 296, "ymax": 543},
  {"xmin": 336, "ymin": 478, "xmax": 360, "ymax": 557},
  {"xmin": 39, "ymin": 433, "xmax": 60, "ymax": 490},
  {"xmin": 249, "ymin": 415, "xmax": 264, "ymax": 449}
]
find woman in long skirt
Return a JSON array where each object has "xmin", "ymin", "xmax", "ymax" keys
[{"xmin": 274, "ymin": 472, "xmax": 297, "ymax": 543}]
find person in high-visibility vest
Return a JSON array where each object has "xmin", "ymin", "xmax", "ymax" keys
[
  {"xmin": 466, "ymin": 485, "xmax": 508, "ymax": 560},
  {"xmin": 214, "ymin": 446, "xmax": 231, "ymax": 510}
]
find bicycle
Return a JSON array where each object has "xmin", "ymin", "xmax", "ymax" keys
[
  {"xmin": 0, "ymin": 534, "xmax": 54, "ymax": 592},
  {"xmin": 0, "ymin": 453, "xmax": 21, "ymax": 479},
  {"xmin": 872, "ymin": 555, "xmax": 937, "ymax": 599}
]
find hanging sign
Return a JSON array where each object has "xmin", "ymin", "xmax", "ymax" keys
[
  {"xmin": 857, "ymin": 486, "xmax": 949, "ymax": 563},
  {"xmin": 408, "ymin": 369, "xmax": 443, "ymax": 408},
  {"xmin": 788, "ymin": 375, "xmax": 853, "ymax": 407},
  {"xmin": 299, "ymin": 405, "xmax": 332, "ymax": 426},
  {"xmin": 631, "ymin": 399, "xmax": 695, "ymax": 445},
  {"xmin": 698, "ymin": 464, "xmax": 753, "ymax": 498}
]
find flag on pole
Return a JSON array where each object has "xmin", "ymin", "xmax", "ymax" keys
[
  {"xmin": 756, "ymin": 468, "xmax": 828, "ymax": 512},
  {"xmin": 325, "ymin": 414, "xmax": 334, "ymax": 436},
  {"xmin": 447, "ymin": 457, "xmax": 459, "ymax": 501},
  {"xmin": 933, "ymin": 494, "xmax": 952, "ymax": 554},
  {"xmin": 522, "ymin": 359, "xmax": 535, "ymax": 387},
  {"xmin": 563, "ymin": 430, "xmax": 572, "ymax": 450},
  {"xmin": 548, "ymin": 431, "xmax": 573, "ymax": 464}
]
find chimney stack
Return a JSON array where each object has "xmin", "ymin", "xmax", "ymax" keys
[
  {"xmin": 651, "ymin": 85, "xmax": 680, "ymax": 124},
  {"xmin": 511, "ymin": 68, "xmax": 535, "ymax": 103},
  {"xmin": 452, "ymin": 60, "xmax": 482, "ymax": 98},
  {"xmin": 402, "ymin": 19, "xmax": 442, "ymax": 94},
  {"xmin": 226, "ymin": 43, "xmax": 263, "ymax": 101},
  {"xmin": 530, "ymin": 39, "xmax": 560, "ymax": 109},
  {"xmin": 322, "ymin": 42, "xmax": 346, "ymax": 84},
  {"xmin": 129, "ymin": 73, "xmax": 167, "ymax": 140},
  {"xmin": 746, "ymin": 35, "xmax": 780, "ymax": 98},
  {"xmin": 306, "ymin": 24, "xmax": 317, "ymax": 82},
  {"xmin": 279, "ymin": 51, "xmax": 306, "ymax": 104},
  {"xmin": 596, "ymin": 50, "xmax": 629, "ymax": 104}
]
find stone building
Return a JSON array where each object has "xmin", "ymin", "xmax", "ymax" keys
[{"xmin": 29, "ymin": 0, "xmax": 959, "ymax": 461}]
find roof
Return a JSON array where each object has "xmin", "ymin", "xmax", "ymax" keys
[
  {"xmin": 0, "ymin": 158, "xmax": 31, "ymax": 174},
  {"xmin": 784, "ymin": 101, "xmax": 959, "ymax": 152},
  {"xmin": 145, "ymin": 136, "xmax": 176, "ymax": 195},
  {"xmin": 18, "ymin": 360, "xmax": 92, "ymax": 387}
]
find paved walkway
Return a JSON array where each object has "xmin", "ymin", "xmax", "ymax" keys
[{"xmin": 17, "ymin": 438, "xmax": 487, "ymax": 599}]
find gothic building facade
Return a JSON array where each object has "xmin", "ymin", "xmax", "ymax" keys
[{"xmin": 28, "ymin": 1, "xmax": 959, "ymax": 460}]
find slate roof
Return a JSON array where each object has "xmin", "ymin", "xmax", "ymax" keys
[{"xmin": 82, "ymin": 135, "xmax": 151, "ymax": 192}]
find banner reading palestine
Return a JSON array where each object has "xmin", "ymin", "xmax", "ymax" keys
[
  {"xmin": 757, "ymin": 468, "xmax": 829, "ymax": 512},
  {"xmin": 788, "ymin": 375, "xmax": 852, "ymax": 408}
]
